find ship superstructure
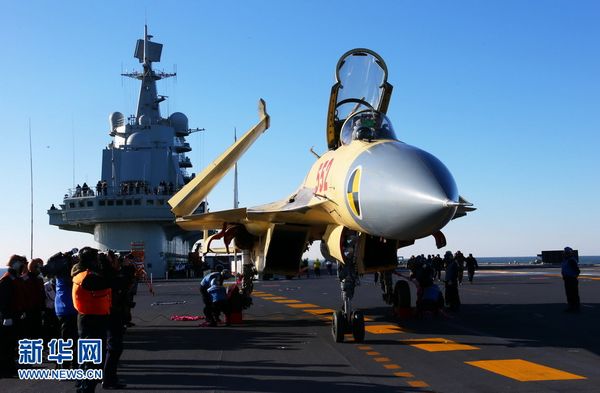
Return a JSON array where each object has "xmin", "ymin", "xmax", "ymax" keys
[{"xmin": 49, "ymin": 26, "xmax": 202, "ymax": 277}]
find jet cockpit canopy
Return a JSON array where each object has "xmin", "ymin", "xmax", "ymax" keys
[
  {"xmin": 340, "ymin": 110, "xmax": 397, "ymax": 145},
  {"xmin": 326, "ymin": 48, "xmax": 393, "ymax": 149}
]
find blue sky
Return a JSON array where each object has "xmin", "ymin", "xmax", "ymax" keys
[{"xmin": 1, "ymin": 0, "xmax": 599, "ymax": 262}]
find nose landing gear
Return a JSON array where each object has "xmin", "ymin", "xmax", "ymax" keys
[
  {"xmin": 332, "ymin": 310, "xmax": 365, "ymax": 343},
  {"xmin": 331, "ymin": 231, "xmax": 365, "ymax": 343}
]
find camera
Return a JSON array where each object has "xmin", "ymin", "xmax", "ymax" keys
[{"xmin": 41, "ymin": 249, "xmax": 77, "ymax": 278}]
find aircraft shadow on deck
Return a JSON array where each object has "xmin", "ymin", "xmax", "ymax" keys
[
  {"xmin": 366, "ymin": 302, "xmax": 600, "ymax": 356},
  {"xmin": 121, "ymin": 326, "xmax": 426, "ymax": 393}
]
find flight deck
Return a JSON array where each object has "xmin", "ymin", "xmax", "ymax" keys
[{"xmin": 2, "ymin": 267, "xmax": 599, "ymax": 392}]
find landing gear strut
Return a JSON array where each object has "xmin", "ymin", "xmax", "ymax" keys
[{"xmin": 331, "ymin": 231, "xmax": 365, "ymax": 343}]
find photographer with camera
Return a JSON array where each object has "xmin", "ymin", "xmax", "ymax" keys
[
  {"xmin": 102, "ymin": 251, "xmax": 134, "ymax": 389},
  {"xmin": 72, "ymin": 247, "xmax": 111, "ymax": 393},
  {"xmin": 0, "ymin": 255, "xmax": 28, "ymax": 378}
]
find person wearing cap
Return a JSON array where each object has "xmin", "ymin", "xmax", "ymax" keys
[
  {"xmin": 561, "ymin": 247, "xmax": 580, "ymax": 312},
  {"xmin": 49, "ymin": 251, "xmax": 79, "ymax": 369},
  {"xmin": 207, "ymin": 276, "xmax": 231, "ymax": 326},
  {"xmin": 103, "ymin": 251, "xmax": 133, "ymax": 389},
  {"xmin": 22, "ymin": 258, "xmax": 46, "ymax": 339},
  {"xmin": 199, "ymin": 266, "xmax": 229, "ymax": 326},
  {"xmin": 71, "ymin": 247, "xmax": 111, "ymax": 393},
  {"xmin": 0, "ymin": 255, "xmax": 28, "ymax": 378}
]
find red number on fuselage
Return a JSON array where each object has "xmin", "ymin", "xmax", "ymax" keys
[{"xmin": 315, "ymin": 159, "xmax": 334, "ymax": 193}]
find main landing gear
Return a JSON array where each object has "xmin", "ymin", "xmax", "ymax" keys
[{"xmin": 331, "ymin": 231, "xmax": 365, "ymax": 343}]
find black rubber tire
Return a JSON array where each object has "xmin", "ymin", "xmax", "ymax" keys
[
  {"xmin": 394, "ymin": 280, "xmax": 411, "ymax": 308},
  {"xmin": 332, "ymin": 310, "xmax": 345, "ymax": 343},
  {"xmin": 351, "ymin": 311, "xmax": 365, "ymax": 342}
]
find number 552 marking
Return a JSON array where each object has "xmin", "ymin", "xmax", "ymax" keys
[{"xmin": 315, "ymin": 159, "xmax": 333, "ymax": 193}]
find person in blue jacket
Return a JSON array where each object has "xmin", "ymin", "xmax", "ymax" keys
[
  {"xmin": 48, "ymin": 252, "xmax": 79, "ymax": 368},
  {"xmin": 207, "ymin": 277, "xmax": 231, "ymax": 326},
  {"xmin": 200, "ymin": 266, "xmax": 225, "ymax": 325},
  {"xmin": 561, "ymin": 247, "xmax": 580, "ymax": 312}
]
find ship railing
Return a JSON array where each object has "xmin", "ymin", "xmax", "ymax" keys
[{"xmin": 64, "ymin": 183, "xmax": 184, "ymax": 200}]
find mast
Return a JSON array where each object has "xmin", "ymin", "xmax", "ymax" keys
[
  {"xmin": 234, "ymin": 128, "xmax": 239, "ymax": 209},
  {"xmin": 29, "ymin": 119, "xmax": 34, "ymax": 259},
  {"xmin": 121, "ymin": 25, "xmax": 175, "ymax": 125}
]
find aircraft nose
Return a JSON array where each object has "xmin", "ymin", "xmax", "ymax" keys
[{"xmin": 349, "ymin": 142, "xmax": 459, "ymax": 240}]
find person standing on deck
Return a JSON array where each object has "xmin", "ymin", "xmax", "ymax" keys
[
  {"xmin": 561, "ymin": 247, "xmax": 580, "ymax": 312},
  {"xmin": 465, "ymin": 253, "xmax": 479, "ymax": 283}
]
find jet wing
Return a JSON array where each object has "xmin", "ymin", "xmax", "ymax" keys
[
  {"xmin": 176, "ymin": 187, "xmax": 336, "ymax": 232},
  {"xmin": 169, "ymin": 99, "xmax": 270, "ymax": 218}
]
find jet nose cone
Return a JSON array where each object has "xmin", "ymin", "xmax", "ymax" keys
[{"xmin": 349, "ymin": 142, "xmax": 459, "ymax": 240}]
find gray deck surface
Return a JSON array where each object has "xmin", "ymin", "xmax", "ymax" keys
[{"xmin": 2, "ymin": 267, "xmax": 599, "ymax": 392}]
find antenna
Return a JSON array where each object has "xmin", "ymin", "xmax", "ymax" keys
[
  {"xmin": 234, "ymin": 128, "xmax": 239, "ymax": 208},
  {"xmin": 72, "ymin": 117, "xmax": 75, "ymax": 188},
  {"xmin": 29, "ymin": 119, "xmax": 34, "ymax": 259}
]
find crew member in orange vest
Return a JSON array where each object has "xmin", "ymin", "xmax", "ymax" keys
[{"xmin": 71, "ymin": 247, "xmax": 111, "ymax": 393}]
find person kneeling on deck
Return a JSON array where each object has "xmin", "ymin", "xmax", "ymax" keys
[
  {"xmin": 207, "ymin": 276, "xmax": 231, "ymax": 326},
  {"xmin": 200, "ymin": 265, "xmax": 224, "ymax": 325},
  {"xmin": 416, "ymin": 284, "xmax": 444, "ymax": 316}
]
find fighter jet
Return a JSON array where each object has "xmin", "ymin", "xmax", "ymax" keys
[{"xmin": 169, "ymin": 48, "xmax": 475, "ymax": 342}]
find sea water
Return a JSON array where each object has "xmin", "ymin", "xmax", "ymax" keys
[{"xmin": 478, "ymin": 256, "xmax": 600, "ymax": 265}]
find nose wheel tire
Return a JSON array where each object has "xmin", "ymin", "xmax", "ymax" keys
[
  {"xmin": 351, "ymin": 311, "xmax": 365, "ymax": 342},
  {"xmin": 332, "ymin": 310, "xmax": 346, "ymax": 343},
  {"xmin": 332, "ymin": 310, "xmax": 365, "ymax": 343}
]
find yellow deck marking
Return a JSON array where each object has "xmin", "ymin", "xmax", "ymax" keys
[
  {"xmin": 384, "ymin": 364, "xmax": 401, "ymax": 370},
  {"xmin": 394, "ymin": 372, "xmax": 413, "ymax": 378},
  {"xmin": 304, "ymin": 308, "xmax": 335, "ymax": 315},
  {"xmin": 383, "ymin": 364, "xmax": 401, "ymax": 370},
  {"xmin": 466, "ymin": 359, "xmax": 586, "ymax": 381},
  {"xmin": 272, "ymin": 299, "xmax": 301, "ymax": 304},
  {"xmin": 287, "ymin": 303, "xmax": 319, "ymax": 309},
  {"xmin": 407, "ymin": 380, "xmax": 429, "ymax": 387},
  {"xmin": 263, "ymin": 296, "xmax": 287, "ymax": 300},
  {"xmin": 363, "ymin": 316, "xmax": 374, "ymax": 322},
  {"xmin": 373, "ymin": 357, "xmax": 391, "ymax": 363},
  {"xmin": 253, "ymin": 293, "xmax": 272, "ymax": 297},
  {"xmin": 366, "ymin": 351, "xmax": 380, "ymax": 356},
  {"xmin": 358, "ymin": 346, "xmax": 372, "ymax": 350},
  {"xmin": 365, "ymin": 324, "xmax": 403, "ymax": 334},
  {"xmin": 402, "ymin": 338, "xmax": 479, "ymax": 352}
]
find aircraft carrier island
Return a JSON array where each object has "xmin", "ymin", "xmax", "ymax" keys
[{"xmin": 48, "ymin": 26, "xmax": 202, "ymax": 278}]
